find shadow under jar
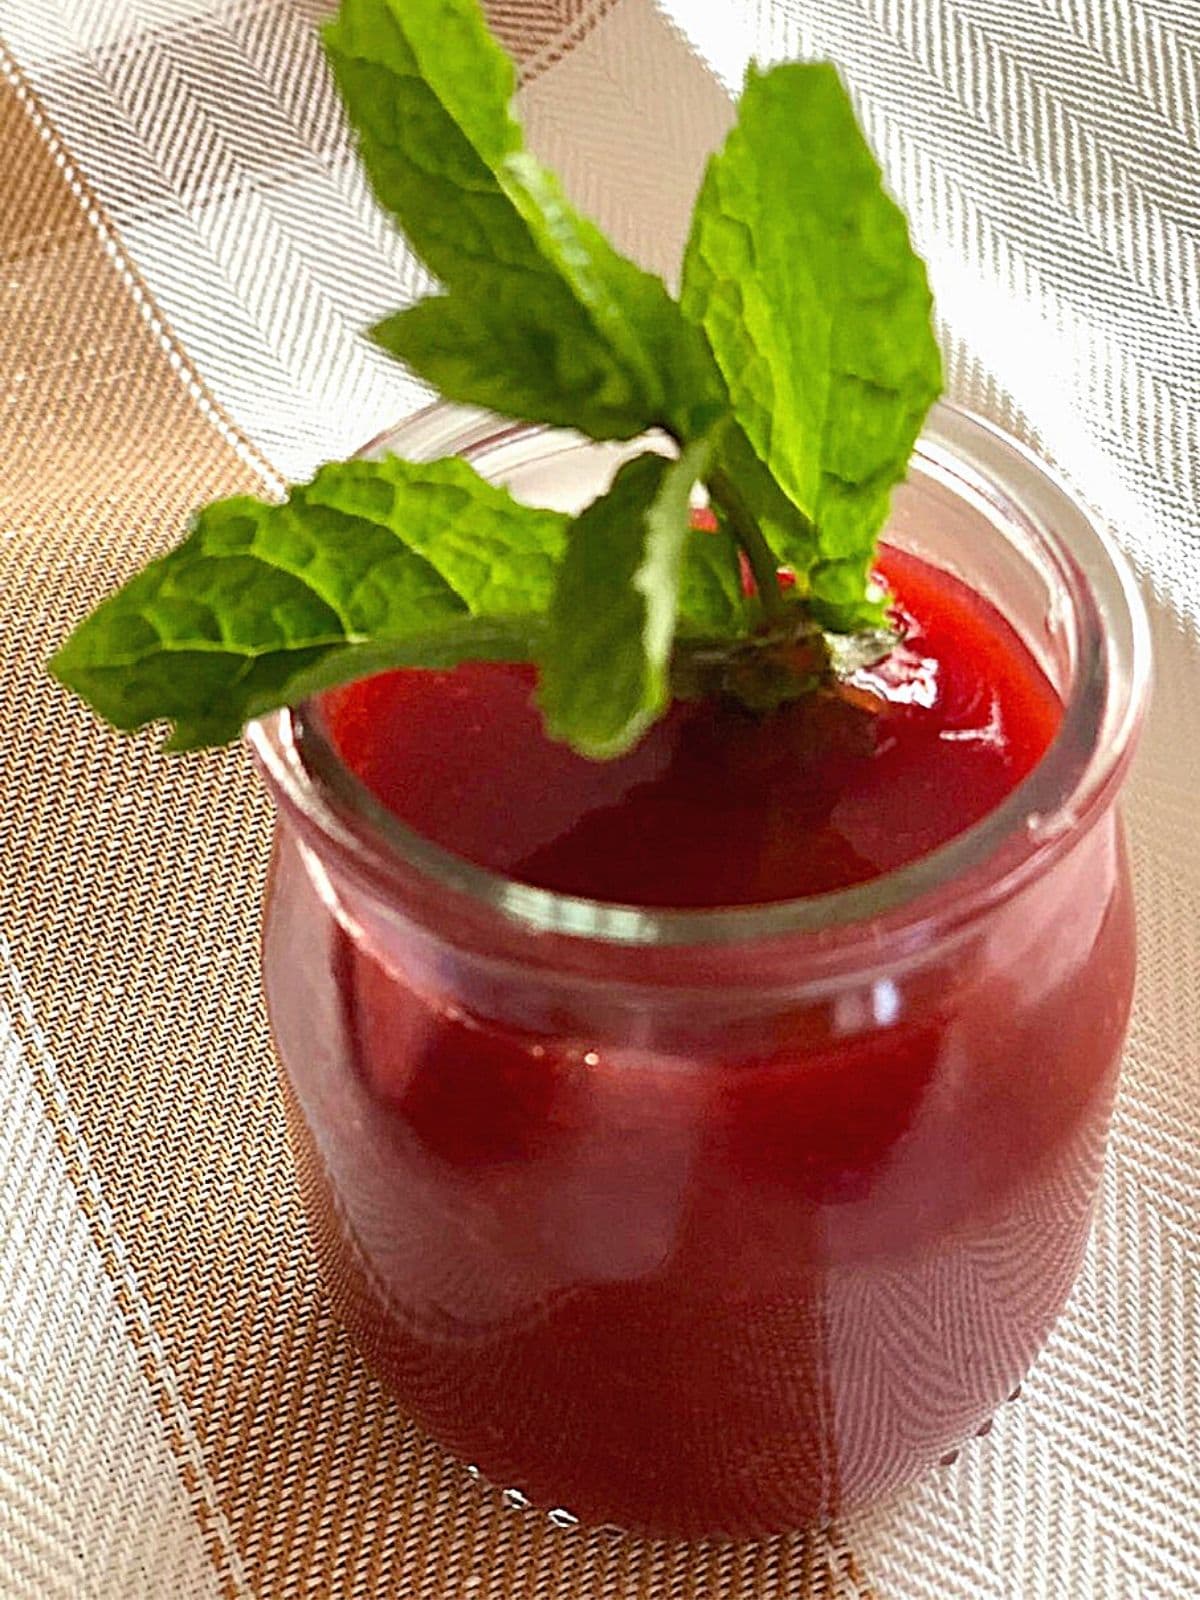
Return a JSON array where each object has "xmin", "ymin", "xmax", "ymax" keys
[{"xmin": 250, "ymin": 402, "xmax": 1149, "ymax": 1540}]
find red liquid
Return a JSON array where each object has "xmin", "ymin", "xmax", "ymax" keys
[
  {"xmin": 324, "ymin": 548, "xmax": 1061, "ymax": 906},
  {"xmin": 265, "ymin": 549, "xmax": 1134, "ymax": 1536}
]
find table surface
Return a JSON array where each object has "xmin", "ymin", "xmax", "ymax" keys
[{"xmin": 0, "ymin": 1, "xmax": 1196, "ymax": 1596}]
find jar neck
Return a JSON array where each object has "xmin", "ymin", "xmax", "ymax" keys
[{"xmin": 248, "ymin": 401, "xmax": 1149, "ymax": 982}]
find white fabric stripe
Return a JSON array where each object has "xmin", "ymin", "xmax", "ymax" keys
[
  {"xmin": 0, "ymin": 0, "xmax": 425, "ymax": 478},
  {"xmin": 0, "ymin": 38, "xmax": 283, "ymax": 496},
  {"xmin": 658, "ymin": 0, "xmax": 1200, "ymax": 634},
  {"xmin": 1047, "ymin": 0, "xmax": 1200, "ymax": 146},
  {"xmin": 0, "ymin": 955, "xmax": 241, "ymax": 1600},
  {"xmin": 0, "ymin": 0, "xmax": 727, "ymax": 482}
]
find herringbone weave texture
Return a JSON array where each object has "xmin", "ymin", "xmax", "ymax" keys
[{"xmin": 0, "ymin": 0, "xmax": 1195, "ymax": 1596}]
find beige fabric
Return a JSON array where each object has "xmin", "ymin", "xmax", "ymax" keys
[{"xmin": 0, "ymin": 0, "xmax": 1196, "ymax": 1594}]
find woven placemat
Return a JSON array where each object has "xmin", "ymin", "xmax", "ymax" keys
[{"xmin": 1, "ymin": 1, "xmax": 1197, "ymax": 1595}]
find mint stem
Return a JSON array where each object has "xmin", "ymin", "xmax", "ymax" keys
[{"xmin": 707, "ymin": 468, "xmax": 789, "ymax": 625}]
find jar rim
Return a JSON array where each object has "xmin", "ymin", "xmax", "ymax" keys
[{"xmin": 249, "ymin": 401, "xmax": 1150, "ymax": 952}]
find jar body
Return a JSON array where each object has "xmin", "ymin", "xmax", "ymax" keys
[
  {"xmin": 262, "ymin": 809, "xmax": 1134, "ymax": 1537},
  {"xmin": 254, "ymin": 403, "xmax": 1147, "ymax": 1537}
]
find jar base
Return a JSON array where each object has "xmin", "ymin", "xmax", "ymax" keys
[{"xmin": 282, "ymin": 1068, "xmax": 1038, "ymax": 1541}]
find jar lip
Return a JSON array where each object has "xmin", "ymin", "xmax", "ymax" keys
[{"xmin": 248, "ymin": 400, "xmax": 1150, "ymax": 951}]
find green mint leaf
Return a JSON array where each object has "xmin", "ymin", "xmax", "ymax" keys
[
  {"xmin": 50, "ymin": 457, "xmax": 566, "ymax": 750},
  {"xmin": 711, "ymin": 422, "xmax": 818, "ymax": 591},
  {"xmin": 325, "ymin": 0, "xmax": 724, "ymax": 441},
  {"xmin": 538, "ymin": 438, "xmax": 714, "ymax": 759},
  {"xmin": 52, "ymin": 18, "xmax": 945, "ymax": 763},
  {"xmin": 678, "ymin": 515, "xmax": 751, "ymax": 638},
  {"xmin": 681, "ymin": 62, "xmax": 942, "ymax": 627}
]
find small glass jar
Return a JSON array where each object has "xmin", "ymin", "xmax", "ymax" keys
[{"xmin": 250, "ymin": 403, "xmax": 1149, "ymax": 1539}]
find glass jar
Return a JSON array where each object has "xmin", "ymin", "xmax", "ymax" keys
[{"xmin": 250, "ymin": 402, "xmax": 1149, "ymax": 1539}]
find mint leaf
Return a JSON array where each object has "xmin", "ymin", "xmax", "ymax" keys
[
  {"xmin": 678, "ymin": 513, "xmax": 750, "ymax": 637},
  {"xmin": 711, "ymin": 422, "xmax": 819, "ymax": 592},
  {"xmin": 325, "ymin": 0, "xmax": 724, "ymax": 441},
  {"xmin": 682, "ymin": 62, "xmax": 942, "ymax": 628},
  {"xmin": 51, "ymin": 15, "xmax": 945, "ymax": 763},
  {"xmin": 50, "ymin": 457, "xmax": 566, "ymax": 750},
  {"xmin": 538, "ymin": 439, "xmax": 714, "ymax": 759}
]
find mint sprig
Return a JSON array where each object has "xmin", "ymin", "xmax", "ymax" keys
[
  {"xmin": 51, "ymin": 457, "xmax": 567, "ymax": 750},
  {"xmin": 539, "ymin": 438, "xmax": 715, "ymax": 758},
  {"xmin": 51, "ymin": 0, "xmax": 943, "ymax": 759},
  {"xmin": 682, "ymin": 62, "xmax": 942, "ymax": 631},
  {"xmin": 325, "ymin": 0, "xmax": 724, "ymax": 442}
]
